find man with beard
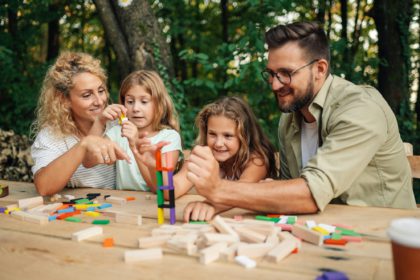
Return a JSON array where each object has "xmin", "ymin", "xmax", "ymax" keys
[{"xmin": 185, "ymin": 21, "xmax": 416, "ymax": 215}]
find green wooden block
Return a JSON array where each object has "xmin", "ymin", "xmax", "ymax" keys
[
  {"xmin": 331, "ymin": 233, "xmax": 342, "ymax": 240},
  {"xmin": 75, "ymin": 198, "xmax": 90, "ymax": 204},
  {"xmin": 65, "ymin": 217, "xmax": 82, "ymax": 223},
  {"xmin": 92, "ymin": 219, "xmax": 110, "ymax": 225},
  {"xmin": 287, "ymin": 216, "xmax": 297, "ymax": 224},
  {"xmin": 189, "ymin": 221, "xmax": 208, "ymax": 224},
  {"xmin": 255, "ymin": 215, "xmax": 279, "ymax": 222}
]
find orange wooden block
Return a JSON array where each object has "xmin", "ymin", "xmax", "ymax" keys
[
  {"xmin": 292, "ymin": 248, "xmax": 299, "ymax": 254},
  {"xmin": 155, "ymin": 150, "xmax": 162, "ymax": 171},
  {"xmin": 103, "ymin": 238, "xmax": 114, "ymax": 248},
  {"xmin": 126, "ymin": 197, "xmax": 135, "ymax": 201},
  {"xmin": 267, "ymin": 214, "xmax": 282, "ymax": 218},
  {"xmin": 56, "ymin": 204, "xmax": 70, "ymax": 211},
  {"xmin": 324, "ymin": 239, "xmax": 348, "ymax": 246}
]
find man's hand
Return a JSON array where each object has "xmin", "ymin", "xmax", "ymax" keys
[
  {"xmin": 186, "ymin": 146, "xmax": 221, "ymax": 203},
  {"xmin": 81, "ymin": 135, "xmax": 130, "ymax": 167}
]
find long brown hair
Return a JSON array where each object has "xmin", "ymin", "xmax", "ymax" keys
[
  {"xmin": 195, "ymin": 96, "xmax": 277, "ymax": 179},
  {"xmin": 32, "ymin": 52, "xmax": 108, "ymax": 137},
  {"xmin": 119, "ymin": 70, "xmax": 179, "ymax": 131}
]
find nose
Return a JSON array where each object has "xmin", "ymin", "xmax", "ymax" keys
[
  {"xmin": 271, "ymin": 76, "xmax": 284, "ymax": 92},
  {"xmin": 93, "ymin": 92, "xmax": 104, "ymax": 106},
  {"xmin": 214, "ymin": 136, "xmax": 224, "ymax": 147}
]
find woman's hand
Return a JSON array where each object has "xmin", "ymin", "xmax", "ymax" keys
[
  {"xmin": 81, "ymin": 135, "xmax": 130, "ymax": 167},
  {"xmin": 183, "ymin": 201, "xmax": 216, "ymax": 222}
]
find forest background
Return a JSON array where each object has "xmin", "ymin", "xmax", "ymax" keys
[{"xmin": 0, "ymin": 0, "xmax": 419, "ymax": 200}]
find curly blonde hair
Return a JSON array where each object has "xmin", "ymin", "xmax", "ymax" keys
[
  {"xmin": 32, "ymin": 52, "xmax": 108, "ymax": 137},
  {"xmin": 119, "ymin": 70, "xmax": 179, "ymax": 131},
  {"xmin": 195, "ymin": 96, "xmax": 277, "ymax": 179}
]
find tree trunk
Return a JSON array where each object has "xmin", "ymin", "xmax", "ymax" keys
[
  {"xmin": 372, "ymin": 0, "xmax": 413, "ymax": 112},
  {"xmin": 340, "ymin": 0, "xmax": 351, "ymax": 79},
  {"xmin": 316, "ymin": 0, "xmax": 327, "ymax": 24},
  {"xmin": 47, "ymin": 2, "xmax": 60, "ymax": 61},
  {"xmin": 93, "ymin": 0, "xmax": 174, "ymax": 82}
]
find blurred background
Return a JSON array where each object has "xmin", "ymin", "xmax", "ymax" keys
[{"xmin": 0, "ymin": 0, "xmax": 418, "ymax": 201}]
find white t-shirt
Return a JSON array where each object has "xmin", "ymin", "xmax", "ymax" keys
[
  {"xmin": 106, "ymin": 126, "xmax": 182, "ymax": 191},
  {"xmin": 31, "ymin": 127, "xmax": 116, "ymax": 188},
  {"xmin": 301, "ymin": 120, "xmax": 319, "ymax": 168}
]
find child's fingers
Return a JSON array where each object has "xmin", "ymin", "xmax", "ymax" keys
[
  {"xmin": 183, "ymin": 203, "xmax": 195, "ymax": 222},
  {"xmin": 205, "ymin": 206, "xmax": 215, "ymax": 221}
]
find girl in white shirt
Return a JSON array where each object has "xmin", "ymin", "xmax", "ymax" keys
[{"xmin": 91, "ymin": 70, "xmax": 181, "ymax": 191}]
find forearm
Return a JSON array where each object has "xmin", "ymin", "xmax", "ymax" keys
[
  {"xmin": 209, "ymin": 178, "xmax": 319, "ymax": 214},
  {"xmin": 34, "ymin": 143, "xmax": 86, "ymax": 196}
]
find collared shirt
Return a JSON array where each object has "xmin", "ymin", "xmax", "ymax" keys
[{"xmin": 278, "ymin": 75, "xmax": 416, "ymax": 211}]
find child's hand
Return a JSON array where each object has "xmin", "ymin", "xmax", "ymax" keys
[
  {"xmin": 136, "ymin": 136, "xmax": 170, "ymax": 168},
  {"xmin": 100, "ymin": 104, "xmax": 127, "ymax": 125},
  {"xmin": 121, "ymin": 121, "xmax": 138, "ymax": 148},
  {"xmin": 183, "ymin": 201, "xmax": 215, "ymax": 222}
]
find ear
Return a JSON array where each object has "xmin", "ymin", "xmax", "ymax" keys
[
  {"xmin": 59, "ymin": 92, "xmax": 71, "ymax": 109},
  {"xmin": 314, "ymin": 59, "xmax": 329, "ymax": 80}
]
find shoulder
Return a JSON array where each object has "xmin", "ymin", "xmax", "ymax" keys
[
  {"xmin": 154, "ymin": 129, "xmax": 181, "ymax": 141},
  {"xmin": 33, "ymin": 127, "xmax": 68, "ymax": 146}
]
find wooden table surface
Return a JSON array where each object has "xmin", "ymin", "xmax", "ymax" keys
[{"xmin": 1, "ymin": 180, "xmax": 419, "ymax": 280}]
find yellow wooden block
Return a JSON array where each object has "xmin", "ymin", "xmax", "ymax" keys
[
  {"xmin": 85, "ymin": 211, "xmax": 101, "ymax": 217},
  {"xmin": 312, "ymin": 226, "xmax": 329, "ymax": 236},
  {"xmin": 158, "ymin": 208, "xmax": 164, "ymax": 224}
]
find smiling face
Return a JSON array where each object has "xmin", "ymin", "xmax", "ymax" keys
[
  {"xmin": 124, "ymin": 85, "xmax": 156, "ymax": 134},
  {"xmin": 267, "ymin": 42, "xmax": 316, "ymax": 113},
  {"xmin": 206, "ymin": 115, "xmax": 240, "ymax": 163},
  {"xmin": 68, "ymin": 72, "xmax": 107, "ymax": 128}
]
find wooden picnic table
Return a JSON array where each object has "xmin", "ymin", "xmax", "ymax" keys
[{"xmin": 0, "ymin": 179, "xmax": 419, "ymax": 280}]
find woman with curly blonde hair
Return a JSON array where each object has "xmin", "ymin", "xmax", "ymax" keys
[{"xmin": 31, "ymin": 52, "xmax": 129, "ymax": 196}]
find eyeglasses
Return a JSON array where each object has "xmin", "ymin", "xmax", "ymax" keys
[{"xmin": 261, "ymin": 59, "xmax": 319, "ymax": 85}]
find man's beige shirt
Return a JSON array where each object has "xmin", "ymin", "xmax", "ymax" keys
[{"xmin": 278, "ymin": 75, "xmax": 416, "ymax": 211}]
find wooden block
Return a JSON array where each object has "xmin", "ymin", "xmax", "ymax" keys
[
  {"xmin": 235, "ymin": 227, "xmax": 266, "ymax": 243},
  {"xmin": 166, "ymin": 239, "xmax": 198, "ymax": 256},
  {"xmin": 237, "ymin": 243, "xmax": 273, "ymax": 258},
  {"xmin": 23, "ymin": 213, "xmax": 49, "ymax": 225},
  {"xmin": 124, "ymin": 248, "xmax": 162, "ymax": 262},
  {"xmin": 138, "ymin": 235, "xmax": 171, "ymax": 249},
  {"xmin": 203, "ymin": 233, "xmax": 239, "ymax": 245},
  {"xmin": 235, "ymin": 255, "xmax": 256, "ymax": 268},
  {"xmin": 72, "ymin": 226, "xmax": 103, "ymax": 241},
  {"xmin": 211, "ymin": 215, "xmax": 239, "ymax": 239},
  {"xmin": 103, "ymin": 238, "xmax": 114, "ymax": 248},
  {"xmin": 99, "ymin": 209, "xmax": 121, "ymax": 218},
  {"xmin": 278, "ymin": 231, "xmax": 302, "ymax": 249},
  {"xmin": 220, "ymin": 242, "xmax": 240, "ymax": 261},
  {"xmin": 105, "ymin": 196, "xmax": 127, "ymax": 205},
  {"xmin": 199, "ymin": 242, "xmax": 227, "ymax": 264},
  {"xmin": 265, "ymin": 240, "xmax": 296, "ymax": 263},
  {"xmin": 292, "ymin": 224, "xmax": 323, "ymax": 246},
  {"xmin": 18, "ymin": 196, "xmax": 43, "ymax": 209},
  {"xmin": 115, "ymin": 212, "xmax": 142, "ymax": 225},
  {"xmin": 151, "ymin": 225, "xmax": 181, "ymax": 236},
  {"xmin": 265, "ymin": 228, "xmax": 280, "ymax": 245}
]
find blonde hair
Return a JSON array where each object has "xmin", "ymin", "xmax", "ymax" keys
[
  {"xmin": 119, "ymin": 70, "xmax": 179, "ymax": 131},
  {"xmin": 195, "ymin": 96, "xmax": 277, "ymax": 179},
  {"xmin": 32, "ymin": 52, "xmax": 108, "ymax": 137}
]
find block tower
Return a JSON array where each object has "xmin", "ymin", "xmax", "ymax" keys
[{"xmin": 155, "ymin": 149, "xmax": 175, "ymax": 224}]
